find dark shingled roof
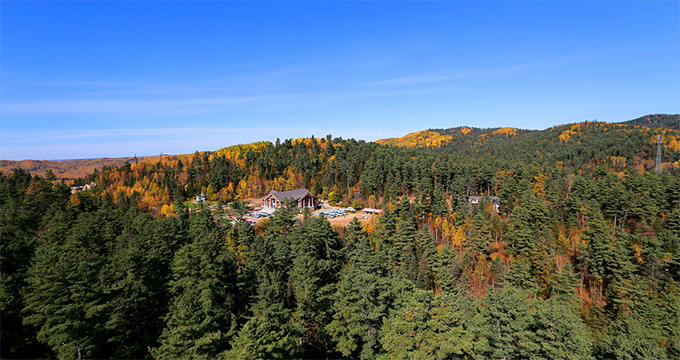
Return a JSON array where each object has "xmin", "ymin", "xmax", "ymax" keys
[{"xmin": 261, "ymin": 189, "xmax": 315, "ymax": 202}]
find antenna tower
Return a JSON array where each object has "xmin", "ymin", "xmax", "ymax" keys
[{"xmin": 655, "ymin": 135, "xmax": 662, "ymax": 174}]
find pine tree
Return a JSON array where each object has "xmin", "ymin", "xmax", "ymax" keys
[
  {"xmin": 431, "ymin": 183, "xmax": 448, "ymax": 218},
  {"xmin": 287, "ymin": 215, "xmax": 342, "ymax": 356},
  {"xmin": 225, "ymin": 301, "xmax": 299, "ymax": 360},
  {"xmin": 599, "ymin": 172, "xmax": 629, "ymax": 222},
  {"xmin": 433, "ymin": 245, "xmax": 462, "ymax": 295},
  {"xmin": 660, "ymin": 288, "xmax": 680, "ymax": 358},
  {"xmin": 414, "ymin": 229, "xmax": 436, "ymax": 290},
  {"xmin": 580, "ymin": 204, "xmax": 612, "ymax": 290},
  {"xmin": 226, "ymin": 208, "xmax": 301, "ymax": 359},
  {"xmin": 23, "ymin": 209, "xmax": 122, "ymax": 359},
  {"xmin": 152, "ymin": 216, "xmax": 239, "ymax": 359},
  {"xmin": 531, "ymin": 262, "xmax": 593, "ymax": 359},
  {"xmin": 664, "ymin": 208, "xmax": 680, "ymax": 282},
  {"xmin": 565, "ymin": 175, "xmax": 594, "ymax": 224},
  {"xmin": 533, "ymin": 295, "xmax": 592, "ymax": 359},
  {"xmin": 506, "ymin": 205, "xmax": 536, "ymax": 257},
  {"xmin": 93, "ymin": 208, "xmax": 178, "ymax": 358},
  {"xmin": 152, "ymin": 284, "xmax": 236, "ymax": 360},
  {"xmin": 597, "ymin": 310, "xmax": 667, "ymax": 360},
  {"xmin": 393, "ymin": 217, "xmax": 417, "ymax": 280},
  {"xmin": 549, "ymin": 262, "xmax": 582, "ymax": 304},
  {"xmin": 0, "ymin": 179, "xmax": 57, "ymax": 358},
  {"xmin": 379, "ymin": 289, "xmax": 472, "ymax": 359},
  {"xmin": 475, "ymin": 285, "xmax": 540, "ymax": 359},
  {"xmin": 468, "ymin": 203, "xmax": 493, "ymax": 259},
  {"xmin": 326, "ymin": 223, "xmax": 394, "ymax": 359},
  {"xmin": 530, "ymin": 232, "xmax": 556, "ymax": 291},
  {"xmin": 226, "ymin": 268, "xmax": 299, "ymax": 359},
  {"xmin": 505, "ymin": 258, "xmax": 540, "ymax": 294}
]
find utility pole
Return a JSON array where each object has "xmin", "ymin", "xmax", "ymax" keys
[{"xmin": 655, "ymin": 135, "xmax": 662, "ymax": 174}]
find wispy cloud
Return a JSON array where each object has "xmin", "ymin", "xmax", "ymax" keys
[
  {"xmin": 366, "ymin": 52, "xmax": 596, "ymax": 87},
  {"xmin": 1, "ymin": 84, "xmax": 458, "ymax": 117},
  {"xmin": 1, "ymin": 96, "xmax": 278, "ymax": 115},
  {"xmin": 368, "ymin": 63, "xmax": 549, "ymax": 87},
  {"xmin": 0, "ymin": 126, "xmax": 307, "ymax": 160},
  {"xmin": 2, "ymin": 126, "xmax": 309, "ymax": 144},
  {"xmin": 0, "ymin": 125, "xmax": 406, "ymax": 160},
  {"xmin": 16, "ymin": 81, "xmax": 128, "ymax": 86},
  {"xmin": 1, "ymin": 56, "xmax": 579, "ymax": 117}
]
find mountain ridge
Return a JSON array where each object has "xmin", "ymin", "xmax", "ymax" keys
[
  {"xmin": 2, "ymin": 114, "xmax": 678, "ymax": 179},
  {"xmin": 376, "ymin": 113, "xmax": 679, "ymax": 148}
]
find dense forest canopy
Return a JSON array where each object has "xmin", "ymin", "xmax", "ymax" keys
[{"xmin": 2, "ymin": 114, "xmax": 680, "ymax": 359}]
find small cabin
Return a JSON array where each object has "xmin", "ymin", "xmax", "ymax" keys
[{"xmin": 469, "ymin": 196, "xmax": 500, "ymax": 212}]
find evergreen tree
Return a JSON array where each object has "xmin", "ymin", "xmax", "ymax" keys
[
  {"xmin": 664, "ymin": 208, "xmax": 680, "ymax": 282},
  {"xmin": 414, "ymin": 228, "xmax": 436, "ymax": 290},
  {"xmin": 226, "ymin": 270, "xmax": 299, "ymax": 359},
  {"xmin": 23, "ymin": 208, "xmax": 122, "ymax": 359},
  {"xmin": 152, "ymin": 284, "xmax": 234, "ymax": 360},
  {"xmin": 548, "ymin": 262, "xmax": 582, "ymax": 304},
  {"xmin": 226, "ymin": 207, "xmax": 300, "ymax": 359},
  {"xmin": 326, "ymin": 222, "xmax": 393, "ymax": 359},
  {"xmin": 468, "ymin": 202, "xmax": 493, "ymax": 258},
  {"xmin": 433, "ymin": 244, "xmax": 464, "ymax": 295},
  {"xmin": 94, "ymin": 208, "xmax": 178, "ymax": 358},
  {"xmin": 0, "ymin": 177, "xmax": 57, "ymax": 358},
  {"xmin": 506, "ymin": 205, "xmax": 536, "ymax": 257},
  {"xmin": 225, "ymin": 301, "xmax": 299, "ymax": 360},
  {"xmin": 379, "ymin": 289, "xmax": 472, "ymax": 359},
  {"xmin": 660, "ymin": 289, "xmax": 680, "ymax": 358},
  {"xmin": 505, "ymin": 258, "xmax": 540, "ymax": 294},
  {"xmin": 475, "ymin": 285, "xmax": 540, "ymax": 359},
  {"xmin": 152, "ymin": 214, "xmax": 239, "ymax": 359},
  {"xmin": 288, "ymin": 215, "xmax": 342, "ymax": 356},
  {"xmin": 530, "ymin": 232, "xmax": 556, "ymax": 291},
  {"xmin": 597, "ymin": 311, "xmax": 667, "ymax": 360},
  {"xmin": 393, "ymin": 217, "xmax": 418, "ymax": 280},
  {"xmin": 580, "ymin": 204, "xmax": 613, "ymax": 295},
  {"xmin": 431, "ymin": 183, "xmax": 448, "ymax": 218},
  {"xmin": 533, "ymin": 262, "xmax": 592, "ymax": 359},
  {"xmin": 565, "ymin": 175, "xmax": 594, "ymax": 223}
]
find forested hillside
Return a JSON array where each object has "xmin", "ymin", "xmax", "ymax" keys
[
  {"xmin": 620, "ymin": 114, "xmax": 680, "ymax": 130},
  {"xmin": 2, "ymin": 116, "xmax": 680, "ymax": 359},
  {"xmin": 381, "ymin": 114, "xmax": 680, "ymax": 169}
]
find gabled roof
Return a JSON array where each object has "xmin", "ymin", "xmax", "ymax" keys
[{"xmin": 261, "ymin": 189, "xmax": 315, "ymax": 202}]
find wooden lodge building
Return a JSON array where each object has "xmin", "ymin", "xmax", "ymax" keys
[{"xmin": 260, "ymin": 189, "xmax": 320, "ymax": 209}]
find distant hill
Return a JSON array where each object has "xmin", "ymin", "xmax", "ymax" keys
[
  {"xmin": 377, "ymin": 126, "xmax": 533, "ymax": 151},
  {"xmin": 376, "ymin": 114, "xmax": 680, "ymax": 151},
  {"xmin": 618, "ymin": 114, "xmax": 680, "ymax": 130},
  {"xmin": 375, "ymin": 115, "xmax": 680, "ymax": 169},
  {"xmin": 0, "ymin": 155, "xmax": 181, "ymax": 180}
]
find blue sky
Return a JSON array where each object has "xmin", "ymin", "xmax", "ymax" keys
[{"xmin": 1, "ymin": 1, "xmax": 678, "ymax": 160}]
